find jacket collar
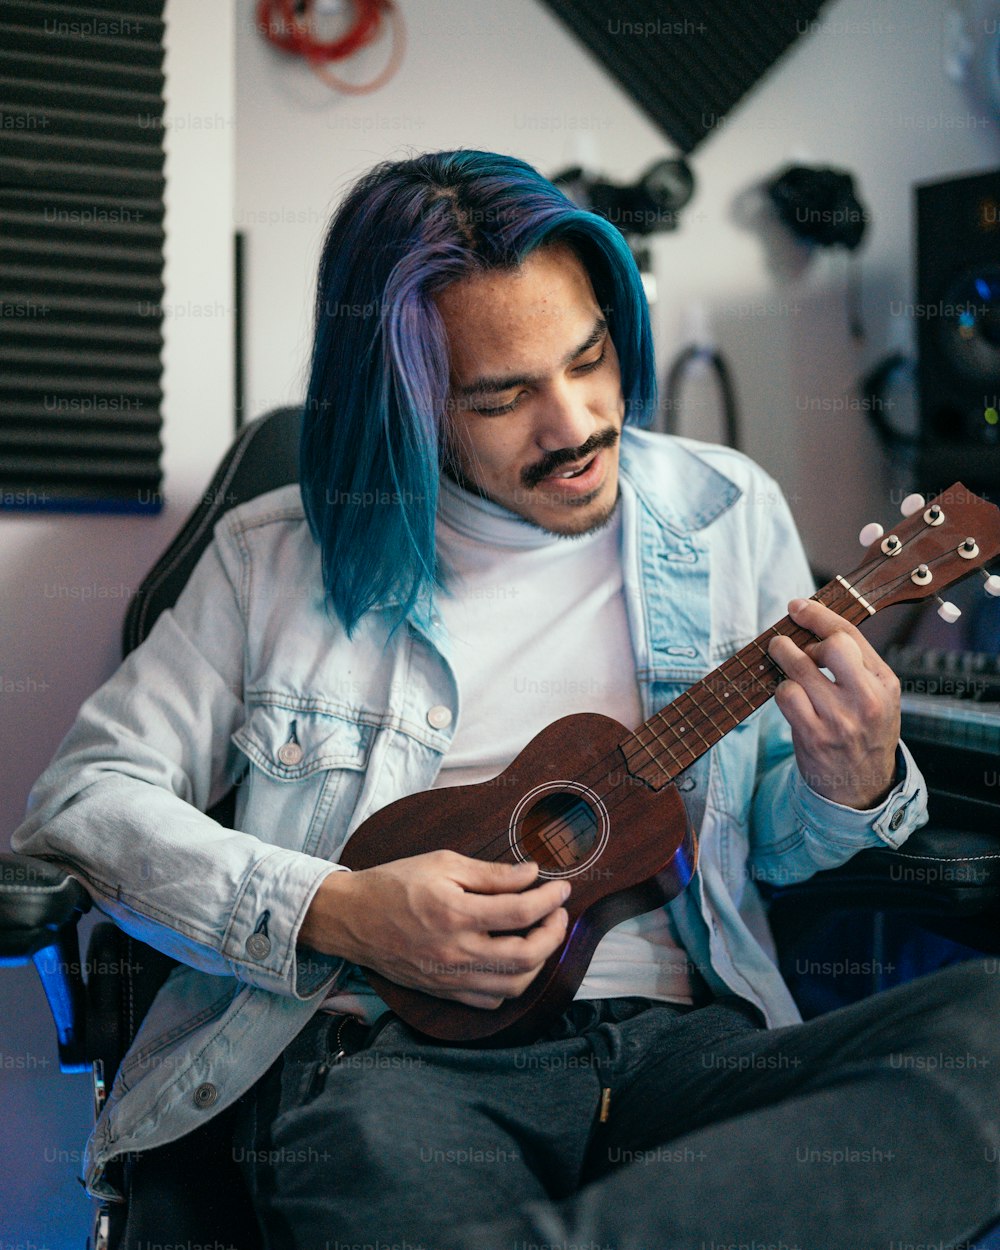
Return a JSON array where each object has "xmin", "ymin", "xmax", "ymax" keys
[{"xmin": 617, "ymin": 426, "xmax": 742, "ymax": 536}]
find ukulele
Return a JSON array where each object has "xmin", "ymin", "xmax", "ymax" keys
[{"xmin": 339, "ymin": 482, "xmax": 1000, "ymax": 1044}]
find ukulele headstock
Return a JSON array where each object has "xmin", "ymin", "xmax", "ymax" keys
[{"xmin": 845, "ymin": 483, "xmax": 1000, "ymax": 617}]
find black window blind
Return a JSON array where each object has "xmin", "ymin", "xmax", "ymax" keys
[{"xmin": 0, "ymin": 0, "xmax": 166, "ymax": 513}]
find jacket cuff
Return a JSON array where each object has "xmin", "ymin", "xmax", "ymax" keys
[
  {"xmin": 790, "ymin": 740, "xmax": 926, "ymax": 852},
  {"xmin": 223, "ymin": 853, "xmax": 350, "ymax": 998}
]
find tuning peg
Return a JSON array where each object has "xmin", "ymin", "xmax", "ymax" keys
[
  {"xmin": 859, "ymin": 521, "xmax": 884, "ymax": 547},
  {"xmin": 936, "ymin": 599, "xmax": 962, "ymax": 623},
  {"xmin": 985, "ymin": 573, "xmax": 1000, "ymax": 597},
  {"xmin": 900, "ymin": 493, "xmax": 926, "ymax": 517},
  {"xmin": 958, "ymin": 537, "xmax": 980, "ymax": 560}
]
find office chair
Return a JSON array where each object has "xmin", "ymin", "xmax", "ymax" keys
[{"xmin": 2, "ymin": 405, "xmax": 1000, "ymax": 1248}]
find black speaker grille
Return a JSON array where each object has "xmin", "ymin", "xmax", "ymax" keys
[
  {"xmin": 0, "ymin": 0, "xmax": 166, "ymax": 513},
  {"xmin": 916, "ymin": 167, "xmax": 1000, "ymax": 495},
  {"xmin": 537, "ymin": 0, "xmax": 828, "ymax": 154}
]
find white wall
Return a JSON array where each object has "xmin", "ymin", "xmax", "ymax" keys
[{"xmin": 235, "ymin": 0, "xmax": 999, "ymax": 585}]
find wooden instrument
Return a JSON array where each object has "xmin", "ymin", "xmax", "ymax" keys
[{"xmin": 339, "ymin": 483, "xmax": 1000, "ymax": 1043}]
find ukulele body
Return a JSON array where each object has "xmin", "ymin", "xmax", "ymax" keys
[{"xmin": 338, "ymin": 711, "xmax": 697, "ymax": 1044}]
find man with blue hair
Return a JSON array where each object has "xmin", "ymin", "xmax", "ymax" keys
[{"xmin": 14, "ymin": 150, "xmax": 1000, "ymax": 1248}]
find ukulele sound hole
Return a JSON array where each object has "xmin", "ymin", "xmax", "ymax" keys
[{"xmin": 510, "ymin": 782, "xmax": 609, "ymax": 878}]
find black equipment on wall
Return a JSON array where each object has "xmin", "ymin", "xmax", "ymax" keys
[
  {"xmin": 553, "ymin": 158, "xmax": 696, "ymax": 237},
  {"xmin": 234, "ymin": 230, "xmax": 246, "ymax": 433},
  {"xmin": 916, "ymin": 168, "xmax": 1000, "ymax": 494},
  {"xmin": 767, "ymin": 165, "xmax": 869, "ymax": 251},
  {"xmin": 536, "ymin": 0, "xmax": 828, "ymax": 154}
]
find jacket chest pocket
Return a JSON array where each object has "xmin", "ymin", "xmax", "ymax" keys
[{"xmin": 231, "ymin": 701, "xmax": 376, "ymax": 861}]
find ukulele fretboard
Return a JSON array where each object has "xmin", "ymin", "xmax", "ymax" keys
[{"xmin": 619, "ymin": 579, "xmax": 871, "ymax": 790}]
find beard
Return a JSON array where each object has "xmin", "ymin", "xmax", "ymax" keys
[{"xmin": 441, "ymin": 426, "xmax": 622, "ymax": 538}]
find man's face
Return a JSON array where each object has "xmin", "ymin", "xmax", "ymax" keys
[{"xmin": 435, "ymin": 243, "xmax": 625, "ymax": 535}]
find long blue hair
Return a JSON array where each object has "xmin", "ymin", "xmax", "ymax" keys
[{"xmin": 300, "ymin": 149, "xmax": 657, "ymax": 636}]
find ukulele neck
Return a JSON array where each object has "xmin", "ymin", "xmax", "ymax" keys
[{"xmin": 619, "ymin": 578, "xmax": 869, "ymax": 790}]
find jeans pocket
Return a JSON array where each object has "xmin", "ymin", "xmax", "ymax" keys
[
  {"xmin": 274, "ymin": 1013, "xmax": 339, "ymax": 1111},
  {"xmin": 281, "ymin": 1054, "xmax": 330, "ymax": 1110}
]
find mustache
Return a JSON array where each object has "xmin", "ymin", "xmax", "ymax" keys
[{"xmin": 522, "ymin": 428, "xmax": 620, "ymax": 488}]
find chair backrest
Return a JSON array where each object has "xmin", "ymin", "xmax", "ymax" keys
[{"xmin": 123, "ymin": 405, "xmax": 303, "ymax": 654}]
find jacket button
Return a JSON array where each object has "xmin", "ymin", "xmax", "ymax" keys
[
  {"xmin": 193, "ymin": 1082, "xmax": 218, "ymax": 1108},
  {"xmin": 888, "ymin": 809, "xmax": 905, "ymax": 831},
  {"xmin": 246, "ymin": 933, "xmax": 271, "ymax": 959},
  {"xmin": 426, "ymin": 705, "xmax": 452, "ymax": 729},
  {"xmin": 277, "ymin": 742, "xmax": 303, "ymax": 765}
]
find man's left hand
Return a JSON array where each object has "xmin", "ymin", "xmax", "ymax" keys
[{"xmin": 767, "ymin": 597, "xmax": 900, "ymax": 810}]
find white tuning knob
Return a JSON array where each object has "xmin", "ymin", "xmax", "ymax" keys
[
  {"xmin": 936, "ymin": 600, "xmax": 962, "ymax": 623},
  {"xmin": 900, "ymin": 493, "xmax": 926, "ymax": 517},
  {"xmin": 860, "ymin": 520, "xmax": 885, "ymax": 545},
  {"xmin": 859, "ymin": 522, "xmax": 884, "ymax": 547},
  {"xmin": 985, "ymin": 574, "xmax": 1000, "ymax": 597}
]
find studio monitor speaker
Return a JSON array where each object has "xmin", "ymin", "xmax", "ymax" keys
[
  {"xmin": 916, "ymin": 167, "xmax": 1000, "ymax": 491},
  {"xmin": 920, "ymin": 168, "xmax": 1000, "ymax": 490}
]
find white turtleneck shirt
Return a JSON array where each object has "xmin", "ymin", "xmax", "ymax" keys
[{"xmin": 429, "ymin": 472, "xmax": 697, "ymax": 1005}]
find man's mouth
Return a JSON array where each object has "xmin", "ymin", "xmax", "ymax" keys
[
  {"xmin": 525, "ymin": 427, "xmax": 619, "ymax": 490},
  {"xmin": 548, "ymin": 456, "xmax": 596, "ymax": 480},
  {"xmin": 534, "ymin": 449, "xmax": 606, "ymax": 497}
]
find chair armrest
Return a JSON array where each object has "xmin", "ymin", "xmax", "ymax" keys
[
  {"xmin": 0, "ymin": 853, "xmax": 92, "ymax": 1072},
  {"xmin": 0, "ymin": 853, "xmax": 91, "ymax": 958},
  {"xmin": 761, "ymin": 823, "xmax": 1000, "ymax": 916}
]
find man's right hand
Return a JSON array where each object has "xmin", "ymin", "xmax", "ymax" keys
[{"xmin": 297, "ymin": 850, "xmax": 570, "ymax": 1009}]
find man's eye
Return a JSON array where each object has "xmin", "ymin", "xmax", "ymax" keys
[
  {"xmin": 473, "ymin": 393, "xmax": 523, "ymax": 416},
  {"xmin": 575, "ymin": 345, "xmax": 607, "ymax": 374}
]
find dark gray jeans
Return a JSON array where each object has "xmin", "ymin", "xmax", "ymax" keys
[{"xmin": 232, "ymin": 959, "xmax": 1000, "ymax": 1250}]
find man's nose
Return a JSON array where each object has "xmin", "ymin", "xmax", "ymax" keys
[{"xmin": 533, "ymin": 382, "xmax": 596, "ymax": 454}]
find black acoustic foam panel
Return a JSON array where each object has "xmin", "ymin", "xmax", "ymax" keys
[{"xmin": 537, "ymin": 0, "xmax": 829, "ymax": 154}]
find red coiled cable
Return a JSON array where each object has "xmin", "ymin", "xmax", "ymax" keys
[{"xmin": 256, "ymin": 0, "xmax": 404, "ymax": 94}]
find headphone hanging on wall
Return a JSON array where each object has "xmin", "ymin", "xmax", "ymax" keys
[
  {"xmin": 552, "ymin": 158, "xmax": 696, "ymax": 237},
  {"xmin": 765, "ymin": 164, "xmax": 869, "ymax": 251}
]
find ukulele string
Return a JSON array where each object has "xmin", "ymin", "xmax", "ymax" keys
[
  {"xmin": 451, "ymin": 554, "xmax": 932, "ymax": 872},
  {"xmin": 453, "ymin": 585, "xmax": 866, "ymax": 871},
  {"xmin": 613, "ymin": 536, "xmax": 946, "ymax": 786},
  {"xmin": 558, "ymin": 534, "xmax": 967, "ymax": 859}
]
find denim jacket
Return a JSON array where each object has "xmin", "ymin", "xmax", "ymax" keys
[{"xmin": 12, "ymin": 427, "xmax": 926, "ymax": 1198}]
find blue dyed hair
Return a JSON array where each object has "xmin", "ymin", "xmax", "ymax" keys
[{"xmin": 300, "ymin": 149, "xmax": 657, "ymax": 636}]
